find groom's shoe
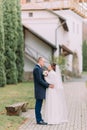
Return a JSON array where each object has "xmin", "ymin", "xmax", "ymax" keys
[{"xmin": 37, "ymin": 121, "xmax": 47, "ymax": 125}]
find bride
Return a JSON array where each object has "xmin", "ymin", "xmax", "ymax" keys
[{"xmin": 44, "ymin": 63, "xmax": 68, "ymax": 124}]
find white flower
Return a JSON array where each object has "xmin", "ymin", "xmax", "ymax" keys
[{"xmin": 43, "ymin": 70, "xmax": 48, "ymax": 76}]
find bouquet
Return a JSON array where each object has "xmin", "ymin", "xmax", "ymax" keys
[{"xmin": 43, "ymin": 70, "xmax": 48, "ymax": 77}]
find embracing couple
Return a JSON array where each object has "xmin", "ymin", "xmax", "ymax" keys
[{"xmin": 33, "ymin": 57, "xmax": 68, "ymax": 125}]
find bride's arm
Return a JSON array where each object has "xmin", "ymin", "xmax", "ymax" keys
[{"xmin": 45, "ymin": 72, "xmax": 55, "ymax": 85}]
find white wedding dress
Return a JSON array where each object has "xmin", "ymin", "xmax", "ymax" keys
[{"xmin": 45, "ymin": 65, "xmax": 68, "ymax": 124}]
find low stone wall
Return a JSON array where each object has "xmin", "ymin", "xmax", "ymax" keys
[
  {"xmin": 23, "ymin": 70, "xmax": 82, "ymax": 82},
  {"xmin": 23, "ymin": 71, "xmax": 33, "ymax": 81}
]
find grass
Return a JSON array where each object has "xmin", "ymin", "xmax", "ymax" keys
[
  {"xmin": 0, "ymin": 82, "xmax": 35, "ymax": 130},
  {"xmin": 82, "ymin": 71, "xmax": 87, "ymax": 74}
]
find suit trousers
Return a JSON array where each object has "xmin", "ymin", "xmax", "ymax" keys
[{"xmin": 35, "ymin": 99, "xmax": 43, "ymax": 123}]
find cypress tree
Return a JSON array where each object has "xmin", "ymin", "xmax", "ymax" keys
[
  {"xmin": 0, "ymin": 0, "xmax": 6, "ymax": 87},
  {"xmin": 16, "ymin": 0, "xmax": 24, "ymax": 82},
  {"xmin": 3, "ymin": 0, "xmax": 18, "ymax": 84}
]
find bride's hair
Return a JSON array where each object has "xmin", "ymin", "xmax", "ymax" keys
[{"xmin": 51, "ymin": 63, "xmax": 56, "ymax": 71}]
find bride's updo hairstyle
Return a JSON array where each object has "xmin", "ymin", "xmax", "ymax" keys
[{"xmin": 51, "ymin": 63, "xmax": 56, "ymax": 71}]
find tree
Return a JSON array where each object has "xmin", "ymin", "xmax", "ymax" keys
[
  {"xmin": 3, "ymin": 0, "xmax": 24, "ymax": 84},
  {"xmin": 53, "ymin": 55, "xmax": 66, "ymax": 73},
  {"xmin": 82, "ymin": 40, "xmax": 87, "ymax": 71},
  {"xmin": 16, "ymin": 0, "xmax": 24, "ymax": 82},
  {"xmin": 0, "ymin": 0, "xmax": 6, "ymax": 86},
  {"xmin": 3, "ymin": 0, "xmax": 18, "ymax": 84}
]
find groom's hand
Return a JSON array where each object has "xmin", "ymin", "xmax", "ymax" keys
[{"xmin": 49, "ymin": 84, "xmax": 54, "ymax": 88}]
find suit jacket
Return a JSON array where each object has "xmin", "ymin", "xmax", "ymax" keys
[{"xmin": 33, "ymin": 64, "xmax": 49, "ymax": 99}]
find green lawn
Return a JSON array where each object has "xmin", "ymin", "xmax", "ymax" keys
[
  {"xmin": 0, "ymin": 82, "xmax": 35, "ymax": 130},
  {"xmin": 82, "ymin": 71, "xmax": 87, "ymax": 74}
]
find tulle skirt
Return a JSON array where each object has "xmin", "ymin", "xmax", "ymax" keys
[{"xmin": 44, "ymin": 88, "xmax": 68, "ymax": 124}]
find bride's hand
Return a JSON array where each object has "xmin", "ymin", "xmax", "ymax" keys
[{"xmin": 49, "ymin": 84, "xmax": 54, "ymax": 88}]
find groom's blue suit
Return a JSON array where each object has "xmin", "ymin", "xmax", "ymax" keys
[{"xmin": 33, "ymin": 64, "xmax": 49, "ymax": 123}]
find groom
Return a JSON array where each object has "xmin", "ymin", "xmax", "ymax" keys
[{"xmin": 33, "ymin": 57, "xmax": 54, "ymax": 125}]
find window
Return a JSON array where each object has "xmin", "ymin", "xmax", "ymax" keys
[{"xmin": 29, "ymin": 12, "xmax": 33, "ymax": 17}]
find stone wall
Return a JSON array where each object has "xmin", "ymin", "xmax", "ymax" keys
[{"xmin": 23, "ymin": 71, "xmax": 33, "ymax": 81}]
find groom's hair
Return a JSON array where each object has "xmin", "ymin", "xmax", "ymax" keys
[{"xmin": 37, "ymin": 57, "xmax": 43, "ymax": 62}]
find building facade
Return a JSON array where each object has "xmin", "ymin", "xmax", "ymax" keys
[{"xmin": 21, "ymin": 0, "xmax": 84, "ymax": 80}]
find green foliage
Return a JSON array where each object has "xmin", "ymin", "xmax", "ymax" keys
[
  {"xmin": 0, "ymin": 0, "xmax": 6, "ymax": 87},
  {"xmin": 16, "ymin": 0, "xmax": 24, "ymax": 82},
  {"xmin": 55, "ymin": 55, "xmax": 65, "ymax": 65},
  {"xmin": 3, "ymin": 0, "xmax": 18, "ymax": 84},
  {"xmin": 53, "ymin": 55, "xmax": 66, "ymax": 72},
  {"xmin": 0, "ymin": 0, "xmax": 24, "ymax": 85},
  {"xmin": 0, "ymin": 82, "xmax": 34, "ymax": 129},
  {"xmin": 3, "ymin": 0, "xmax": 24, "ymax": 84},
  {"xmin": 82, "ymin": 40, "xmax": 87, "ymax": 71}
]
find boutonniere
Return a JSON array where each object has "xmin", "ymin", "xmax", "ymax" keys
[{"xmin": 43, "ymin": 70, "xmax": 48, "ymax": 77}]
